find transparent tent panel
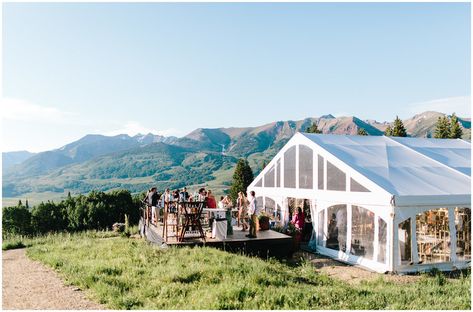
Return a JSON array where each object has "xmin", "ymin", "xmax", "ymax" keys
[
  {"xmin": 378, "ymin": 217, "xmax": 387, "ymax": 264},
  {"xmin": 256, "ymin": 196, "xmax": 263, "ymax": 208},
  {"xmin": 276, "ymin": 158, "xmax": 281, "ymax": 187},
  {"xmin": 455, "ymin": 207, "xmax": 471, "ymax": 261},
  {"xmin": 255, "ymin": 177, "xmax": 262, "ymax": 187},
  {"xmin": 350, "ymin": 178, "xmax": 370, "ymax": 192},
  {"xmin": 318, "ymin": 209, "xmax": 325, "ymax": 246},
  {"xmin": 327, "ymin": 161, "xmax": 346, "ymax": 191},
  {"xmin": 326, "ymin": 205, "xmax": 347, "ymax": 252},
  {"xmin": 264, "ymin": 197, "xmax": 275, "ymax": 217},
  {"xmin": 284, "ymin": 146, "xmax": 296, "ymax": 188},
  {"xmin": 264, "ymin": 166, "xmax": 275, "ymax": 187},
  {"xmin": 351, "ymin": 205, "xmax": 375, "ymax": 260},
  {"xmin": 299, "ymin": 145, "xmax": 313, "ymax": 189},
  {"xmin": 398, "ymin": 218, "xmax": 411, "ymax": 264},
  {"xmin": 318, "ymin": 155, "xmax": 324, "ymax": 190},
  {"xmin": 416, "ymin": 208, "xmax": 450, "ymax": 263},
  {"xmin": 276, "ymin": 204, "xmax": 282, "ymax": 223}
]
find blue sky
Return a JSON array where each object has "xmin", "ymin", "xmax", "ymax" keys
[{"xmin": 2, "ymin": 2, "xmax": 471, "ymax": 152}]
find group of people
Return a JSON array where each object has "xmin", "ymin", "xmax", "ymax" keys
[
  {"xmin": 143, "ymin": 186, "xmax": 260, "ymax": 238},
  {"xmin": 143, "ymin": 187, "xmax": 184, "ymax": 225}
]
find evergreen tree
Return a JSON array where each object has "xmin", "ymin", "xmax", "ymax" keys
[
  {"xmin": 357, "ymin": 128, "xmax": 368, "ymax": 136},
  {"xmin": 306, "ymin": 121, "xmax": 322, "ymax": 134},
  {"xmin": 434, "ymin": 116, "xmax": 450, "ymax": 139},
  {"xmin": 261, "ymin": 160, "xmax": 267, "ymax": 171},
  {"xmin": 384, "ymin": 125, "xmax": 392, "ymax": 136},
  {"xmin": 17, "ymin": 200, "xmax": 23, "ymax": 207},
  {"xmin": 25, "ymin": 199, "xmax": 29, "ymax": 209},
  {"xmin": 229, "ymin": 159, "xmax": 254, "ymax": 202},
  {"xmin": 391, "ymin": 116, "xmax": 407, "ymax": 137},
  {"xmin": 449, "ymin": 113, "xmax": 463, "ymax": 139},
  {"xmin": 31, "ymin": 201, "xmax": 68, "ymax": 234},
  {"xmin": 2, "ymin": 205, "xmax": 31, "ymax": 235}
]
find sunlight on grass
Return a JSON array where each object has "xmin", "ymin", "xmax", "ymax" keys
[{"xmin": 23, "ymin": 232, "xmax": 470, "ymax": 310}]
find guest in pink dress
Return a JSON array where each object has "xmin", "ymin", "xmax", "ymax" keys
[{"xmin": 291, "ymin": 207, "xmax": 305, "ymax": 231}]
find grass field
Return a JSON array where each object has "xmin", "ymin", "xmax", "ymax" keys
[{"xmin": 4, "ymin": 232, "xmax": 470, "ymax": 310}]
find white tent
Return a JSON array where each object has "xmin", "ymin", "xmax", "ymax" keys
[{"xmin": 248, "ymin": 133, "xmax": 471, "ymax": 273}]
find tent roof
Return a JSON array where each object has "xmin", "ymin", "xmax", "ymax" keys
[
  {"xmin": 388, "ymin": 137, "xmax": 471, "ymax": 176},
  {"xmin": 301, "ymin": 133, "xmax": 471, "ymax": 197}
]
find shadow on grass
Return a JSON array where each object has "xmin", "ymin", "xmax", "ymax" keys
[{"xmin": 2, "ymin": 241, "xmax": 26, "ymax": 251}]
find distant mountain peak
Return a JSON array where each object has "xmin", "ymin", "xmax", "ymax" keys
[{"xmin": 319, "ymin": 114, "xmax": 335, "ymax": 119}]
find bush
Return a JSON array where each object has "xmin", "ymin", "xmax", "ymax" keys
[
  {"xmin": 258, "ymin": 215, "xmax": 270, "ymax": 231},
  {"xmin": 108, "ymin": 189, "xmax": 140, "ymax": 225},
  {"xmin": 2, "ymin": 205, "xmax": 32, "ymax": 236},
  {"xmin": 3, "ymin": 189, "xmax": 141, "ymax": 235},
  {"xmin": 31, "ymin": 201, "xmax": 68, "ymax": 234},
  {"xmin": 67, "ymin": 195, "xmax": 88, "ymax": 231}
]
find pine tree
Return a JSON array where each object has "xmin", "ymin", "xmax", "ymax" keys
[
  {"xmin": 357, "ymin": 128, "xmax": 368, "ymax": 136},
  {"xmin": 449, "ymin": 113, "xmax": 463, "ymax": 139},
  {"xmin": 391, "ymin": 116, "xmax": 407, "ymax": 137},
  {"xmin": 261, "ymin": 160, "xmax": 267, "ymax": 171},
  {"xmin": 17, "ymin": 200, "xmax": 23, "ymax": 207},
  {"xmin": 306, "ymin": 121, "xmax": 322, "ymax": 134},
  {"xmin": 384, "ymin": 125, "xmax": 392, "ymax": 136},
  {"xmin": 229, "ymin": 159, "xmax": 254, "ymax": 202},
  {"xmin": 25, "ymin": 199, "xmax": 29, "ymax": 209},
  {"xmin": 434, "ymin": 116, "xmax": 451, "ymax": 139}
]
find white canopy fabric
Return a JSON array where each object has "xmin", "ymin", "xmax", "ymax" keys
[
  {"xmin": 388, "ymin": 137, "xmax": 471, "ymax": 176},
  {"xmin": 301, "ymin": 133, "xmax": 471, "ymax": 197}
]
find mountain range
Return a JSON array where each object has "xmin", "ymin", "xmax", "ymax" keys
[{"xmin": 2, "ymin": 111, "xmax": 470, "ymax": 206}]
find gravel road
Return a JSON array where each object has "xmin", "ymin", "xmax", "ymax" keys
[{"xmin": 2, "ymin": 248, "xmax": 104, "ymax": 310}]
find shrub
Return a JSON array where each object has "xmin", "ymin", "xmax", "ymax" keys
[
  {"xmin": 68, "ymin": 195, "xmax": 88, "ymax": 231},
  {"xmin": 258, "ymin": 214, "xmax": 270, "ymax": 231},
  {"xmin": 4, "ymin": 189, "xmax": 141, "ymax": 235},
  {"xmin": 108, "ymin": 189, "xmax": 140, "ymax": 225},
  {"xmin": 2, "ymin": 205, "xmax": 32, "ymax": 236},
  {"xmin": 31, "ymin": 201, "xmax": 68, "ymax": 234}
]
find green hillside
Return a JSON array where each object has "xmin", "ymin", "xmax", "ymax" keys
[{"xmin": 3, "ymin": 112, "xmax": 470, "ymax": 206}]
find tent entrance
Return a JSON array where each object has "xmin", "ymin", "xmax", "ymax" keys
[{"xmin": 287, "ymin": 197, "xmax": 313, "ymax": 242}]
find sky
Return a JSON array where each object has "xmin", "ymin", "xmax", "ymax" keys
[{"xmin": 2, "ymin": 2, "xmax": 471, "ymax": 152}]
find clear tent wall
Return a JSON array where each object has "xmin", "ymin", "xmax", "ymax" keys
[{"xmin": 248, "ymin": 133, "xmax": 471, "ymax": 273}]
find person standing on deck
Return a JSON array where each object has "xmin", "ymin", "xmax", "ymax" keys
[
  {"xmin": 149, "ymin": 187, "xmax": 159, "ymax": 225},
  {"xmin": 179, "ymin": 187, "xmax": 189, "ymax": 201},
  {"xmin": 246, "ymin": 190, "xmax": 258, "ymax": 238},
  {"xmin": 222, "ymin": 195, "xmax": 233, "ymax": 208},
  {"xmin": 237, "ymin": 192, "xmax": 248, "ymax": 231},
  {"xmin": 197, "ymin": 188, "xmax": 207, "ymax": 203},
  {"xmin": 160, "ymin": 188, "xmax": 173, "ymax": 210},
  {"xmin": 217, "ymin": 196, "xmax": 225, "ymax": 209},
  {"xmin": 206, "ymin": 190, "xmax": 217, "ymax": 208},
  {"xmin": 142, "ymin": 188, "xmax": 152, "ymax": 225}
]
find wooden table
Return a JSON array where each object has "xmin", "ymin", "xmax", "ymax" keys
[{"xmin": 179, "ymin": 201, "xmax": 206, "ymax": 242}]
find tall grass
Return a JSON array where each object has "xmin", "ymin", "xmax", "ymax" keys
[
  {"xmin": 20, "ymin": 232, "xmax": 470, "ymax": 310},
  {"xmin": 2, "ymin": 230, "xmax": 119, "ymax": 250}
]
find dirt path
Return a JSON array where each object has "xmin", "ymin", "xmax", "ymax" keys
[
  {"xmin": 294, "ymin": 250, "xmax": 422, "ymax": 285},
  {"xmin": 2, "ymin": 248, "xmax": 104, "ymax": 310}
]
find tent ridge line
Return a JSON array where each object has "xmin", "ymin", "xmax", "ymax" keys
[{"xmin": 385, "ymin": 136, "xmax": 471, "ymax": 179}]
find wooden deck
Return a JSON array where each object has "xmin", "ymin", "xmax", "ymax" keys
[{"xmin": 140, "ymin": 220, "xmax": 294, "ymax": 259}]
